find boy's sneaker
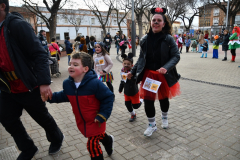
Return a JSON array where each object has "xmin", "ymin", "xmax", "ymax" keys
[
  {"xmin": 161, "ymin": 117, "xmax": 168, "ymax": 129},
  {"xmin": 144, "ymin": 124, "xmax": 157, "ymax": 137},
  {"xmin": 129, "ymin": 114, "xmax": 136, "ymax": 122},
  {"xmin": 17, "ymin": 146, "xmax": 38, "ymax": 160},
  {"xmin": 49, "ymin": 134, "xmax": 65, "ymax": 155},
  {"xmin": 105, "ymin": 135, "xmax": 114, "ymax": 156}
]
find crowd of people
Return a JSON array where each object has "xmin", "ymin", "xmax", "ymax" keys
[{"xmin": 174, "ymin": 27, "xmax": 240, "ymax": 64}]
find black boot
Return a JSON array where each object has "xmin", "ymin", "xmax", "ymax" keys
[{"xmin": 222, "ymin": 57, "xmax": 227, "ymax": 61}]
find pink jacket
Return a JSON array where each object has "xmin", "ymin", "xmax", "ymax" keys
[
  {"xmin": 93, "ymin": 52, "xmax": 113, "ymax": 76},
  {"xmin": 49, "ymin": 42, "xmax": 61, "ymax": 56}
]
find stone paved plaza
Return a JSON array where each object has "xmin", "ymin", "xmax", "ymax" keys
[{"xmin": 0, "ymin": 44, "xmax": 240, "ymax": 160}]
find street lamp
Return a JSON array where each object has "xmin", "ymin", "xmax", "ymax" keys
[
  {"xmin": 225, "ymin": 0, "xmax": 230, "ymax": 29},
  {"xmin": 127, "ymin": 0, "xmax": 136, "ymax": 57}
]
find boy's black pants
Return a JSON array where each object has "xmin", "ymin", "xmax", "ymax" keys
[
  {"xmin": 87, "ymin": 132, "xmax": 112, "ymax": 160},
  {"xmin": 0, "ymin": 87, "xmax": 63, "ymax": 152}
]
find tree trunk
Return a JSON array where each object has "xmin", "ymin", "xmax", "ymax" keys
[
  {"xmin": 49, "ymin": 13, "xmax": 57, "ymax": 39},
  {"xmin": 118, "ymin": 23, "xmax": 122, "ymax": 37},
  {"xmin": 102, "ymin": 25, "xmax": 106, "ymax": 41},
  {"xmin": 76, "ymin": 28, "xmax": 79, "ymax": 37},
  {"xmin": 231, "ymin": 15, "xmax": 236, "ymax": 27},
  {"xmin": 136, "ymin": 14, "xmax": 143, "ymax": 38}
]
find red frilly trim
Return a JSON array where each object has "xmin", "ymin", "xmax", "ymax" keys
[{"xmin": 139, "ymin": 69, "xmax": 181, "ymax": 101}]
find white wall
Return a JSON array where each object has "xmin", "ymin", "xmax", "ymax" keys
[{"xmin": 37, "ymin": 8, "xmax": 128, "ymax": 42}]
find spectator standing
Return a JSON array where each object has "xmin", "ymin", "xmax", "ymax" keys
[
  {"xmin": 228, "ymin": 25, "xmax": 240, "ymax": 62},
  {"xmin": 177, "ymin": 34, "xmax": 183, "ymax": 53},
  {"xmin": 0, "ymin": 1, "xmax": 64, "ymax": 159},
  {"xmin": 73, "ymin": 36, "xmax": 81, "ymax": 53},
  {"xmin": 103, "ymin": 33, "xmax": 112, "ymax": 53},
  {"xmin": 38, "ymin": 30, "xmax": 50, "ymax": 55},
  {"xmin": 86, "ymin": 35, "xmax": 90, "ymax": 45},
  {"xmin": 119, "ymin": 34, "xmax": 127, "ymax": 56},
  {"xmin": 64, "ymin": 36, "xmax": 73, "ymax": 64},
  {"xmin": 222, "ymin": 30, "xmax": 230, "ymax": 61},
  {"xmin": 198, "ymin": 31, "xmax": 204, "ymax": 53},
  {"xmin": 49, "ymin": 37, "xmax": 61, "ymax": 60},
  {"xmin": 185, "ymin": 36, "xmax": 191, "ymax": 52},
  {"xmin": 204, "ymin": 30, "xmax": 209, "ymax": 39},
  {"xmin": 114, "ymin": 32, "xmax": 121, "ymax": 54},
  {"xmin": 191, "ymin": 40, "xmax": 197, "ymax": 52},
  {"xmin": 80, "ymin": 37, "xmax": 88, "ymax": 53},
  {"xmin": 87, "ymin": 36, "xmax": 95, "ymax": 57},
  {"xmin": 212, "ymin": 35, "xmax": 220, "ymax": 59}
]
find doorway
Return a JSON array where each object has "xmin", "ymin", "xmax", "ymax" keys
[
  {"xmin": 46, "ymin": 32, "xmax": 50, "ymax": 43},
  {"xmin": 64, "ymin": 32, "xmax": 69, "ymax": 39}
]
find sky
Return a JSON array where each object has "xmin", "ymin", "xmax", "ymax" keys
[{"xmin": 10, "ymin": 0, "xmax": 199, "ymax": 27}]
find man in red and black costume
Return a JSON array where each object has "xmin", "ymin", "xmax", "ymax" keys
[{"xmin": 0, "ymin": 1, "xmax": 64, "ymax": 159}]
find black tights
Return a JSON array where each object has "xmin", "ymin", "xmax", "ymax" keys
[
  {"xmin": 106, "ymin": 82, "xmax": 114, "ymax": 93},
  {"xmin": 179, "ymin": 46, "xmax": 182, "ymax": 53},
  {"xmin": 144, "ymin": 98, "xmax": 169, "ymax": 118},
  {"xmin": 125, "ymin": 101, "xmax": 141, "ymax": 112},
  {"xmin": 231, "ymin": 49, "xmax": 236, "ymax": 56}
]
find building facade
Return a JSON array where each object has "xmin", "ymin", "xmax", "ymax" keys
[
  {"xmin": 36, "ymin": 7, "xmax": 128, "ymax": 43},
  {"xmin": 198, "ymin": 4, "xmax": 240, "ymax": 41}
]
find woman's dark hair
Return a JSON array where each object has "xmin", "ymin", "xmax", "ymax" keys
[
  {"xmin": 95, "ymin": 42, "xmax": 109, "ymax": 55},
  {"xmin": 121, "ymin": 34, "xmax": 126, "ymax": 39},
  {"xmin": 40, "ymin": 30, "xmax": 45, "ymax": 34},
  {"xmin": 51, "ymin": 37, "xmax": 56, "ymax": 42},
  {"xmin": 0, "ymin": 0, "xmax": 9, "ymax": 13},
  {"xmin": 65, "ymin": 36, "xmax": 70, "ymax": 40},
  {"xmin": 148, "ymin": 14, "xmax": 172, "ymax": 35},
  {"xmin": 74, "ymin": 36, "xmax": 81, "ymax": 41},
  {"xmin": 90, "ymin": 36, "xmax": 95, "ymax": 41}
]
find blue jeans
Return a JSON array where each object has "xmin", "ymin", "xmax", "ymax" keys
[
  {"xmin": 116, "ymin": 45, "xmax": 120, "ymax": 55},
  {"xmin": 198, "ymin": 44, "xmax": 202, "ymax": 52},
  {"xmin": 68, "ymin": 55, "xmax": 71, "ymax": 64}
]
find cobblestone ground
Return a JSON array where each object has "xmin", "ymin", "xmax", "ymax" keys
[{"xmin": 0, "ymin": 44, "xmax": 240, "ymax": 160}]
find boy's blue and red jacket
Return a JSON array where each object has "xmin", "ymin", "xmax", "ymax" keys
[{"xmin": 48, "ymin": 69, "xmax": 114, "ymax": 137}]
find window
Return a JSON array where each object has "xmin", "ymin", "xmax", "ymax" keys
[
  {"xmin": 205, "ymin": 19, "xmax": 210, "ymax": 26},
  {"xmin": 91, "ymin": 18, "xmax": 95, "ymax": 24},
  {"xmin": 235, "ymin": 15, "xmax": 240, "ymax": 25},
  {"xmin": 213, "ymin": 17, "xmax": 219, "ymax": 25},
  {"xmin": 65, "ymin": 17, "xmax": 68, "ymax": 23},
  {"xmin": 76, "ymin": 18, "xmax": 81, "ymax": 24},
  {"xmin": 213, "ymin": 8, "xmax": 219, "ymax": 16},
  {"xmin": 114, "ymin": 20, "xmax": 117, "ymax": 25},
  {"xmin": 57, "ymin": 16, "xmax": 60, "ymax": 24},
  {"xmin": 40, "ymin": 18, "xmax": 44, "ymax": 23},
  {"xmin": 56, "ymin": 34, "xmax": 60, "ymax": 40},
  {"xmin": 206, "ymin": 9, "xmax": 211, "ymax": 17}
]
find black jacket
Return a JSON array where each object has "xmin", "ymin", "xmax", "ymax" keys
[
  {"xmin": 222, "ymin": 34, "xmax": 230, "ymax": 51},
  {"xmin": 38, "ymin": 33, "xmax": 49, "ymax": 52},
  {"xmin": 103, "ymin": 36, "xmax": 112, "ymax": 46},
  {"xmin": 0, "ymin": 13, "xmax": 51, "ymax": 93},
  {"xmin": 119, "ymin": 77, "xmax": 138, "ymax": 96},
  {"xmin": 131, "ymin": 33, "xmax": 180, "ymax": 87},
  {"xmin": 201, "ymin": 42, "xmax": 208, "ymax": 51}
]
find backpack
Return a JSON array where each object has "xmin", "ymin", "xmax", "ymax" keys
[
  {"xmin": 87, "ymin": 42, "xmax": 93, "ymax": 50},
  {"xmin": 79, "ymin": 44, "xmax": 83, "ymax": 51}
]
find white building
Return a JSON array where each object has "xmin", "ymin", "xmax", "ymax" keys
[{"xmin": 37, "ymin": 7, "xmax": 128, "ymax": 42}]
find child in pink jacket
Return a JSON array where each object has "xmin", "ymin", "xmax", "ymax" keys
[{"xmin": 93, "ymin": 42, "xmax": 114, "ymax": 97}]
